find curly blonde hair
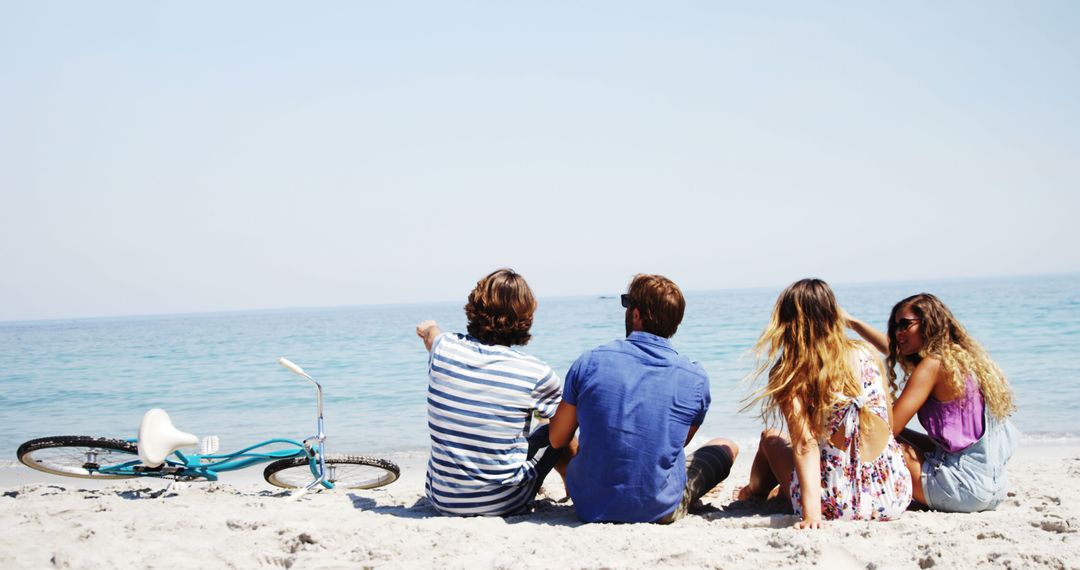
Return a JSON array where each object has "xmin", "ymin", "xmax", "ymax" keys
[
  {"xmin": 885, "ymin": 293, "xmax": 1015, "ymax": 419},
  {"xmin": 746, "ymin": 279, "xmax": 874, "ymax": 440}
]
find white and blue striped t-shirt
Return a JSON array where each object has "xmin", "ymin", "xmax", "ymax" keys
[{"xmin": 425, "ymin": 332, "xmax": 562, "ymax": 516}]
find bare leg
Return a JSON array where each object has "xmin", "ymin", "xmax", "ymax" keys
[
  {"xmin": 898, "ymin": 428, "xmax": 935, "ymax": 453},
  {"xmin": 900, "ymin": 442, "xmax": 927, "ymax": 506},
  {"xmin": 739, "ymin": 429, "xmax": 795, "ymax": 501},
  {"xmin": 737, "ymin": 450, "xmax": 772, "ymax": 500}
]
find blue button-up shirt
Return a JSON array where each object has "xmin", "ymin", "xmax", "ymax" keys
[{"xmin": 563, "ymin": 331, "xmax": 711, "ymax": 523}]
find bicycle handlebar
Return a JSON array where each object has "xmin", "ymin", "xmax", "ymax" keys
[
  {"xmin": 278, "ymin": 357, "xmax": 312, "ymax": 381},
  {"xmin": 278, "ymin": 357, "xmax": 325, "ymax": 441}
]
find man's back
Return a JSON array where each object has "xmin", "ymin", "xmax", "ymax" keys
[
  {"xmin": 426, "ymin": 332, "xmax": 561, "ymax": 515},
  {"xmin": 564, "ymin": 331, "xmax": 710, "ymax": 522}
]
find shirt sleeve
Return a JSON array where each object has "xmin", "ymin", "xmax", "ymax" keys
[
  {"xmin": 692, "ymin": 369, "xmax": 711, "ymax": 426},
  {"xmin": 532, "ymin": 366, "xmax": 563, "ymax": 419},
  {"xmin": 428, "ymin": 332, "xmax": 448, "ymax": 371},
  {"xmin": 561, "ymin": 353, "xmax": 588, "ymax": 407}
]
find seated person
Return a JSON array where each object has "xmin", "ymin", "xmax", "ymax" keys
[
  {"xmin": 845, "ymin": 293, "xmax": 1019, "ymax": 513},
  {"xmin": 549, "ymin": 273, "xmax": 738, "ymax": 523},
  {"xmin": 416, "ymin": 268, "xmax": 564, "ymax": 516},
  {"xmin": 739, "ymin": 279, "xmax": 912, "ymax": 528}
]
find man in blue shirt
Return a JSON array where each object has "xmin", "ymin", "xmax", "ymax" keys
[{"xmin": 549, "ymin": 274, "xmax": 739, "ymax": 523}]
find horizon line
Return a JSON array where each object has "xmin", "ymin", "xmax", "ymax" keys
[{"xmin": 2, "ymin": 270, "xmax": 1076, "ymax": 326}]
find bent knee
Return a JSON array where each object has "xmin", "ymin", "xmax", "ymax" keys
[
  {"xmin": 704, "ymin": 437, "xmax": 739, "ymax": 459},
  {"xmin": 761, "ymin": 428, "xmax": 783, "ymax": 440},
  {"xmin": 760, "ymin": 429, "xmax": 787, "ymax": 447},
  {"xmin": 758, "ymin": 430, "xmax": 792, "ymax": 456}
]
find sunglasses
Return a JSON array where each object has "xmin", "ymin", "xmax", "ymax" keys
[
  {"xmin": 893, "ymin": 318, "xmax": 921, "ymax": 332},
  {"xmin": 620, "ymin": 294, "xmax": 632, "ymax": 308}
]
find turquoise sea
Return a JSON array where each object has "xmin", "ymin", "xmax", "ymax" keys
[{"xmin": 2, "ymin": 274, "xmax": 1078, "ymax": 462}]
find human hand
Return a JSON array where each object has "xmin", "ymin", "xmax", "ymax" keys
[
  {"xmin": 839, "ymin": 307, "xmax": 854, "ymax": 328},
  {"xmin": 416, "ymin": 320, "xmax": 438, "ymax": 338},
  {"xmin": 416, "ymin": 320, "xmax": 441, "ymax": 352}
]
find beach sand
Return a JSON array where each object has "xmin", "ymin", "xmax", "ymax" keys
[{"xmin": 2, "ymin": 443, "xmax": 1077, "ymax": 569}]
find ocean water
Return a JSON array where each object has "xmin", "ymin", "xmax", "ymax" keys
[{"xmin": 1, "ymin": 274, "xmax": 1078, "ymax": 462}]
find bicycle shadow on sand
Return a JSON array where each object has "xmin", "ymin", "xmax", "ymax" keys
[{"xmin": 109, "ymin": 483, "xmax": 294, "ymax": 501}]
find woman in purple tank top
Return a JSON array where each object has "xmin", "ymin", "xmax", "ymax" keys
[{"xmin": 846, "ymin": 293, "xmax": 1019, "ymax": 513}]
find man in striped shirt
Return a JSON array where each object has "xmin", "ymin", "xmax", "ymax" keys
[{"xmin": 415, "ymin": 268, "xmax": 565, "ymax": 516}]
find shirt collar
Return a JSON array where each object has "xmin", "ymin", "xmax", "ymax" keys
[{"xmin": 627, "ymin": 331, "xmax": 677, "ymax": 353}]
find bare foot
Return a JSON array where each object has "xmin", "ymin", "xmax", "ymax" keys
[
  {"xmin": 733, "ymin": 485, "xmax": 755, "ymax": 502},
  {"xmin": 702, "ymin": 482, "xmax": 725, "ymax": 499},
  {"xmin": 537, "ymin": 486, "xmax": 571, "ymax": 504},
  {"xmin": 734, "ymin": 482, "xmax": 779, "ymax": 502}
]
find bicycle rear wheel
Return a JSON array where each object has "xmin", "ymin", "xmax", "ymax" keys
[
  {"xmin": 263, "ymin": 454, "xmax": 400, "ymax": 490},
  {"xmin": 17, "ymin": 436, "xmax": 139, "ymax": 479}
]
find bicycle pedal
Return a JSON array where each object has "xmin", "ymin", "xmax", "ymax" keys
[
  {"xmin": 200, "ymin": 436, "xmax": 219, "ymax": 454},
  {"xmin": 134, "ymin": 464, "xmax": 165, "ymax": 473}
]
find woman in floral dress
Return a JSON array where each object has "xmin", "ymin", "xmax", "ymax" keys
[{"xmin": 739, "ymin": 279, "xmax": 912, "ymax": 528}]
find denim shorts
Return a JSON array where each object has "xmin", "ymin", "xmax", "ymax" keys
[{"xmin": 921, "ymin": 411, "xmax": 1019, "ymax": 513}]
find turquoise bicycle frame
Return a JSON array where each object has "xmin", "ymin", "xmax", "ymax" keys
[
  {"xmin": 92, "ymin": 438, "xmax": 332, "ymax": 486},
  {"xmin": 95, "ymin": 359, "xmax": 335, "ymax": 489}
]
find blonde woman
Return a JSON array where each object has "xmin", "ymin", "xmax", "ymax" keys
[
  {"xmin": 846, "ymin": 293, "xmax": 1019, "ymax": 512},
  {"xmin": 738, "ymin": 279, "xmax": 912, "ymax": 528}
]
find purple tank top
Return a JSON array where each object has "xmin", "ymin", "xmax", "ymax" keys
[{"xmin": 917, "ymin": 375, "xmax": 985, "ymax": 453}]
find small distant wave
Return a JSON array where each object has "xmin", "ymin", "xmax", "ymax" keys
[
  {"xmin": 1017, "ymin": 431, "xmax": 1080, "ymax": 445},
  {"xmin": 384, "ymin": 449, "xmax": 429, "ymax": 460}
]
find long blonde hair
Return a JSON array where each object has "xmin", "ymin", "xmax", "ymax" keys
[
  {"xmin": 746, "ymin": 279, "xmax": 866, "ymax": 439},
  {"xmin": 886, "ymin": 293, "xmax": 1015, "ymax": 419}
]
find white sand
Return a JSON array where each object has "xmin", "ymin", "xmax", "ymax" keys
[{"xmin": 2, "ymin": 444, "xmax": 1078, "ymax": 569}]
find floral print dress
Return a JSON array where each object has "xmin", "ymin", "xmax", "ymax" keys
[{"xmin": 789, "ymin": 348, "xmax": 913, "ymax": 521}]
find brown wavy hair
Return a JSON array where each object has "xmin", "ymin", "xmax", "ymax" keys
[
  {"xmin": 625, "ymin": 274, "xmax": 685, "ymax": 338},
  {"xmin": 464, "ymin": 268, "xmax": 537, "ymax": 346},
  {"xmin": 886, "ymin": 293, "xmax": 1015, "ymax": 419},
  {"xmin": 745, "ymin": 279, "xmax": 875, "ymax": 439}
]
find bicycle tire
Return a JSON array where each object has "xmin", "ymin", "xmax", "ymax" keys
[
  {"xmin": 17, "ymin": 436, "xmax": 140, "ymax": 479},
  {"xmin": 263, "ymin": 454, "xmax": 400, "ymax": 490}
]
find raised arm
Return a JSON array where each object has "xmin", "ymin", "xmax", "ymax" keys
[
  {"xmin": 416, "ymin": 320, "xmax": 442, "ymax": 352},
  {"xmin": 842, "ymin": 309, "xmax": 889, "ymax": 355},
  {"xmin": 786, "ymin": 397, "xmax": 822, "ymax": 529}
]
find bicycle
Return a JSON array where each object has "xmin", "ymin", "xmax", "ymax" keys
[{"xmin": 16, "ymin": 358, "xmax": 400, "ymax": 495}]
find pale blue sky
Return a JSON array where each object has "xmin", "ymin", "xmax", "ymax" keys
[{"xmin": 1, "ymin": 2, "xmax": 1078, "ymax": 321}]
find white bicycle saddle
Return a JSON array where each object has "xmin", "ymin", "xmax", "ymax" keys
[{"xmin": 137, "ymin": 408, "xmax": 199, "ymax": 468}]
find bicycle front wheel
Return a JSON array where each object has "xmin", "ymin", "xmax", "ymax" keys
[
  {"xmin": 17, "ymin": 436, "xmax": 140, "ymax": 479},
  {"xmin": 263, "ymin": 454, "xmax": 400, "ymax": 490}
]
